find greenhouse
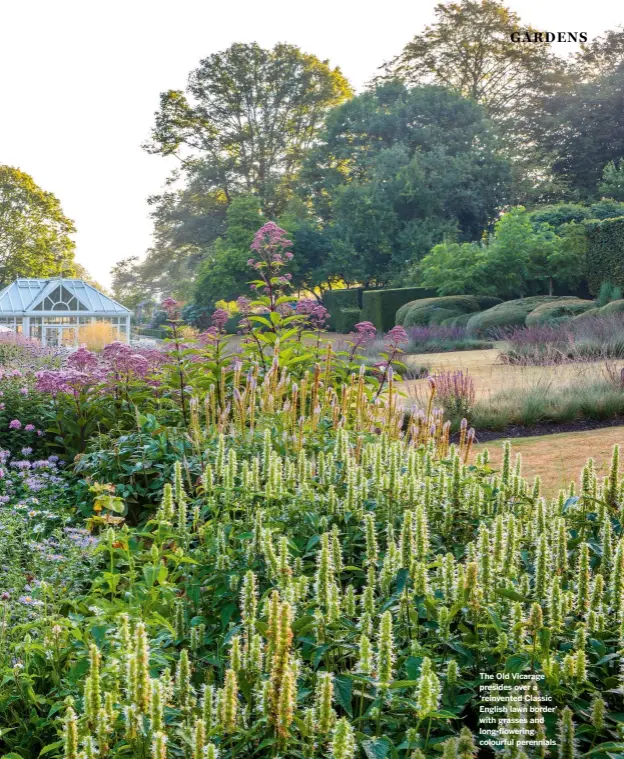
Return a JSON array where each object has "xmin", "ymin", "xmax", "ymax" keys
[{"xmin": 0, "ymin": 277, "xmax": 131, "ymax": 347}]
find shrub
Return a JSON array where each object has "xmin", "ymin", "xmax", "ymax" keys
[
  {"xmin": 76, "ymin": 321, "xmax": 121, "ymax": 350},
  {"xmin": 360, "ymin": 286, "xmax": 436, "ymax": 331},
  {"xmin": 585, "ymin": 216, "xmax": 624, "ymax": 294},
  {"xmin": 430, "ymin": 370, "xmax": 476, "ymax": 416},
  {"xmin": 597, "ymin": 280, "xmax": 623, "ymax": 307},
  {"xmin": 439, "ymin": 313, "xmax": 474, "ymax": 328},
  {"xmin": 398, "ymin": 295, "xmax": 481, "ymax": 327},
  {"xmin": 525, "ymin": 298, "xmax": 596, "ymax": 326},
  {"xmin": 322, "ymin": 288, "xmax": 362, "ymax": 330},
  {"xmin": 334, "ymin": 307, "xmax": 362, "ymax": 334},
  {"xmin": 599, "ymin": 299, "xmax": 624, "ymax": 315},
  {"xmin": 466, "ymin": 295, "xmax": 563, "ymax": 336}
]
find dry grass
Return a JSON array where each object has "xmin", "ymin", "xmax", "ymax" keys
[
  {"xmin": 78, "ymin": 322, "xmax": 123, "ymax": 351},
  {"xmin": 474, "ymin": 427, "xmax": 624, "ymax": 495},
  {"xmin": 402, "ymin": 344, "xmax": 624, "ymax": 401}
]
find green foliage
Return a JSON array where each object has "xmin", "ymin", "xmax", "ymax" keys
[
  {"xmin": 398, "ymin": 296, "xmax": 481, "ymax": 328},
  {"xmin": 585, "ymin": 217, "xmax": 624, "ymax": 294},
  {"xmin": 360, "ymin": 287, "xmax": 436, "ymax": 331},
  {"xmin": 599, "ymin": 299, "xmax": 624, "ymax": 315},
  {"xmin": 598, "ymin": 161, "xmax": 624, "ymax": 203},
  {"xmin": 466, "ymin": 295, "xmax": 561, "ymax": 335},
  {"xmin": 597, "ymin": 281, "xmax": 623, "ymax": 307},
  {"xmin": 194, "ymin": 195, "xmax": 265, "ymax": 308},
  {"xmin": 418, "ymin": 207, "xmax": 584, "ymax": 299},
  {"xmin": 322, "ymin": 289, "xmax": 362, "ymax": 330},
  {"xmin": 334, "ymin": 307, "xmax": 362, "ymax": 334},
  {"xmin": 525, "ymin": 299, "xmax": 596, "ymax": 326},
  {"xmin": 303, "ymin": 81, "xmax": 511, "ymax": 285},
  {"xmin": 0, "ymin": 165, "xmax": 77, "ymax": 283}
]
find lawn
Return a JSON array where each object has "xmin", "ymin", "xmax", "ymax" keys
[{"xmin": 474, "ymin": 426, "xmax": 624, "ymax": 494}]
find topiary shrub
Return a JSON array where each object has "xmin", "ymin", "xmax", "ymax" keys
[
  {"xmin": 361, "ymin": 287, "xmax": 436, "ymax": 331},
  {"xmin": 400, "ymin": 296, "xmax": 481, "ymax": 328},
  {"xmin": 585, "ymin": 216, "xmax": 624, "ymax": 295},
  {"xmin": 439, "ymin": 313, "xmax": 475, "ymax": 328},
  {"xmin": 335, "ymin": 307, "xmax": 362, "ymax": 334},
  {"xmin": 474, "ymin": 296, "xmax": 503, "ymax": 310},
  {"xmin": 525, "ymin": 299, "xmax": 596, "ymax": 326},
  {"xmin": 322, "ymin": 289, "xmax": 362, "ymax": 330},
  {"xmin": 599, "ymin": 299, "xmax": 624, "ymax": 315},
  {"xmin": 569, "ymin": 307, "xmax": 600, "ymax": 323},
  {"xmin": 466, "ymin": 295, "xmax": 564, "ymax": 336}
]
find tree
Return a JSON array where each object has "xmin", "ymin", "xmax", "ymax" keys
[
  {"xmin": 380, "ymin": 1, "xmax": 567, "ymax": 122},
  {"xmin": 302, "ymin": 82, "xmax": 511, "ymax": 285},
  {"xmin": 111, "ymin": 256, "xmax": 154, "ymax": 311},
  {"xmin": 598, "ymin": 160, "xmax": 624, "ymax": 202},
  {"xmin": 145, "ymin": 42, "xmax": 352, "ymax": 216},
  {"xmin": 572, "ymin": 27, "xmax": 624, "ymax": 80},
  {"xmin": 418, "ymin": 241, "xmax": 491, "ymax": 295},
  {"xmin": 0, "ymin": 165, "xmax": 76, "ymax": 284},
  {"xmin": 537, "ymin": 65, "xmax": 624, "ymax": 199},
  {"xmin": 193, "ymin": 195, "xmax": 265, "ymax": 308}
]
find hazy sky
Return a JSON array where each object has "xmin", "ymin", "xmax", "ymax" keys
[{"xmin": 1, "ymin": 0, "xmax": 622, "ymax": 287}]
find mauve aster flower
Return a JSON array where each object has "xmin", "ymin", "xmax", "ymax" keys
[
  {"xmin": 24, "ymin": 424, "xmax": 35, "ymax": 432},
  {"xmin": 9, "ymin": 419, "xmax": 21, "ymax": 430}
]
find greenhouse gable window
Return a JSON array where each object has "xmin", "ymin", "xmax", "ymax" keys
[{"xmin": 0, "ymin": 278, "xmax": 132, "ymax": 347}]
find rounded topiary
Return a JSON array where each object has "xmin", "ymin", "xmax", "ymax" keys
[
  {"xmin": 466, "ymin": 296, "xmax": 566, "ymax": 336},
  {"xmin": 440, "ymin": 313, "xmax": 474, "ymax": 328},
  {"xmin": 569, "ymin": 307, "xmax": 600, "ymax": 323},
  {"xmin": 525, "ymin": 299, "xmax": 596, "ymax": 326},
  {"xmin": 396, "ymin": 300, "xmax": 416, "ymax": 326},
  {"xmin": 473, "ymin": 296, "xmax": 503, "ymax": 310},
  {"xmin": 402, "ymin": 296, "xmax": 481, "ymax": 328},
  {"xmin": 599, "ymin": 299, "xmax": 624, "ymax": 315}
]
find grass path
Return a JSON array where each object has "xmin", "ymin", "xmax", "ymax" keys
[{"xmin": 473, "ymin": 426, "xmax": 623, "ymax": 494}]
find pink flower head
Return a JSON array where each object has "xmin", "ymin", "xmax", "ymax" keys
[
  {"xmin": 235, "ymin": 296, "xmax": 251, "ymax": 315},
  {"xmin": 296, "ymin": 299, "xmax": 329, "ymax": 329},
  {"xmin": 385, "ymin": 325, "xmax": 408, "ymax": 348},
  {"xmin": 9, "ymin": 419, "xmax": 21, "ymax": 430},
  {"xmin": 161, "ymin": 297, "xmax": 181, "ymax": 318},
  {"xmin": 24, "ymin": 424, "xmax": 35, "ymax": 432},
  {"xmin": 67, "ymin": 346, "xmax": 98, "ymax": 372},
  {"xmin": 20, "ymin": 387, "xmax": 28, "ymax": 396},
  {"xmin": 211, "ymin": 308, "xmax": 230, "ymax": 331}
]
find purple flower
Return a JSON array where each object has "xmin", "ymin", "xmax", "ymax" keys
[
  {"xmin": 211, "ymin": 309, "xmax": 230, "ymax": 331},
  {"xmin": 161, "ymin": 297, "xmax": 180, "ymax": 318},
  {"xmin": 351, "ymin": 321, "xmax": 377, "ymax": 347},
  {"xmin": 19, "ymin": 387, "xmax": 28, "ymax": 396},
  {"xmin": 67, "ymin": 346, "xmax": 98, "ymax": 372},
  {"xmin": 296, "ymin": 299, "xmax": 329, "ymax": 329},
  {"xmin": 21, "ymin": 447, "xmax": 32, "ymax": 456},
  {"xmin": 9, "ymin": 419, "xmax": 21, "ymax": 430},
  {"xmin": 385, "ymin": 325, "xmax": 408, "ymax": 348},
  {"xmin": 24, "ymin": 424, "xmax": 35, "ymax": 432},
  {"xmin": 18, "ymin": 595, "xmax": 43, "ymax": 607}
]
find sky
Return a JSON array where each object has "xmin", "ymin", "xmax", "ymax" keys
[{"xmin": 0, "ymin": 0, "xmax": 622, "ymax": 287}]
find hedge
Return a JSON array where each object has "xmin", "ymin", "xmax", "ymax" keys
[
  {"xmin": 466, "ymin": 295, "xmax": 563, "ymax": 335},
  {"xmin": 335, "ymin": 307, "xmax": 362, "ymax": 334},
  {"xmin": 399, "ymin": 296, "xmax": 481, "ymax": 328},
  {"xmin": 360, "ymin": 287, "xmax": 436, "ymax": 332},
  {"xmin": 135, "ymin": 327, "xmax": 168, "ymax": 339},
  {"xmin": 585, "ymin": 216, "xmax": 624, "ymax": 295},
  {"xmin": 322, "ymin": 289, "xmax": 362, "ymax": 330},
  {"xmin": 525, "ymin": 299, "xmax": 596, "ymax": 326},
  {"xmin": 599, "ymin": 299, "xmax": 624, "ymax": 315}
]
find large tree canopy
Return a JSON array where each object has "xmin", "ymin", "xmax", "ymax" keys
[
  {"xmin": 145, "ymin": 42, "xmax": 352, "ymax": 215},
  {"xmin": 380, "ymin": 1, "xmax": 566, "ymax": 121},
  {"xmin": 0, "ymin": 165, "xmax": 76, "ymax": 285},
  {"xmin": 301, "ymin": 82, "xmax": 511, "ymax": 286},
  {"xmin": 537, "ymin": 64, "xmax": 624, "ymax": 199}
]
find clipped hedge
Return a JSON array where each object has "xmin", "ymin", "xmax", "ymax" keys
[
  {"xmin": 585, "ymin": 216, "xmax": 624, "ymax": 295},
  {"xmin": 322, "ymin": 289, "xmax": 362, "ymax": 330},
  {"xmin": 135, "ymin": 327, "xmax": 168, "ymax": 339},
  {"xmin": 361, "ymin": 286, "xmax": 436, "ymax": 332},
  {"xmin": 570, "ymin": 307, "xmax": 600, "ymax": 323},
  {"xmin": 335, "ymin": 307, "xmax": 362, "ymax": 334},
  {"xmin": 439, "ymin": 313, "xmax": 475, "ymax": 328},
  {"xmin": 599, "ymin": 299, "xmax": 624, "ymax": 315},
  {"xmin": 466, "ymin": 295, "xmax": 563, "ymax": 335},
  {"xmin": 525, "ymin": 299, "xmax": 596, "ymax": 326},
  {"xmin": 399, "ymin": 296, "xmax": 481, "ymax": 328}
]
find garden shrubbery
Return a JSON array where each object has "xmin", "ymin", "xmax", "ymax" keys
[
  {"xmin": 2, "ymin": 223, "xmax": 624, "ymax": 759},
  {"xmin": 466, "ymin": 295, "xmax": 563, "ymax": 336}
]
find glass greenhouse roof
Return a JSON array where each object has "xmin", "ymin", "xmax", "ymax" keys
[{"xmin": 0, "ymin": 278, "xmax": 130, "ymax": 314}]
